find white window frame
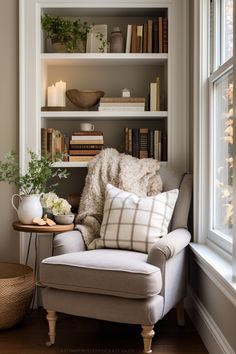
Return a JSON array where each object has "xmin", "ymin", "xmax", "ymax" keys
[
  {"xmin": 193, "ymin": 0, "xmax": 236, "ymax": 278},
  {"xmin": 208, "ymin": 57, "xmax": 233, "ymax": 255}
]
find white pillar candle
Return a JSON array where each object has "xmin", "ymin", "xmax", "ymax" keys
[
  {"xmin": 47, "ymin": 84, "xmax": 58, "ymax": 107},
  {"xmin": 55, "ymin": 80, "xmax": 66, "ymax": 107}
]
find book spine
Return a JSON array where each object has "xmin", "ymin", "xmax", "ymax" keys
[
  {"xmin": 148, "ymin": 129, "xmax": 154, "ymax": 158},
  {"xmin": 143, "ymin": 22, "xmax": 148, "ymax": 53},
  {"xmin": 147, "ymin": 20, "xmax": 153, "ymax": 53},
  {"xmin": 158, "ymin": 17, "xmax": 163, "ymax": 53},
  {"xmin": 128, "ymin": 128, "xmax": 132, "ymax": 155},
  {"xmin": 98, "ymin": 106, "xmax": 145, "ymax": 111},
  {"xmin": 124, "ymin": 127, "xmax": 129, "ymax": 154},
  {"xmin": 153, "ymin": 21, "xmax": 159, "ymax": 53},
  {"xmin": 136, "ymin": 25, "xmax": 143, "ymax": 53},
  {"xmin": 156, "ymin": 77, "xmax": 160, "ymax": 111},
  {"xmin": 131, "ymin": 24, "xmax": 137, "ymax": 53},
  {"xmin": 71, "ymin": 135, "xmax": 104, "ymax": 141},
  {"xmin": 69, "ymin": 156, "xmax": 94, "ymax": 162},
  {"xmin": 162, "ymin": 132, "xmax": 167, "ymax": 161},
  {"xmin": 47, "ymin": 128, "xmax": 53, "ymax": 160},
  {"xmin": 125, "ymin": 24, "xmax": 132, "ymax": 53},
  {"xmin": 69, "ymin": 144, "xmax": 104, "ymax": 150},
  {"xmin": 70, "ymin": 140, "xmax": 104, "ymax": 145},
  {"xmin": 72, "ymin": 131, "xmax": 103, "ymax": 136},
  {"xmin": 100, "ymin": 97, "xmax": 145, "ymax": 103},
  {"xmin": 69, "ymin": 150, "xmax": 101, "ymax": 156},
  {"xmin": 139, "ymin": 128, "xmax": 148, "ymax": 159},
  {"xmin": 150, "ymin": 83, "xmax": 157, "ymax": 111},
  {"xmin": 99, "ymin": 102, "xmax": 145, "ymax": 107},
  {"xmin": 41, "ymin": 128, "xmax": 48, "ymax": 156},
  {"xmin": 163, "ymin": 18, "xmax": 168, "ymax": 53},
  {"xmin": 132, "ymin": 128, "xmax": 140, "ymax": 158}
]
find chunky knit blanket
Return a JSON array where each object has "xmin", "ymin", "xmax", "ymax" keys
[{"xmin": 75, "ymin": 148, "xmax": 163, "ymax": 247}]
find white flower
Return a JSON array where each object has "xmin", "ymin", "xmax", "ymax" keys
[
  {"xmin": 41, "ymin": 192, "xmax": 58, "ymax": 208},
  {"xmin": 51, "ymin": 198, "xmax": 71, "ymax": 216}
]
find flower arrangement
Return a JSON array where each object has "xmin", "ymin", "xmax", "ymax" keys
[{"xmin": 41, "ymin": 192, "xmax": 71, "ymax": 216}]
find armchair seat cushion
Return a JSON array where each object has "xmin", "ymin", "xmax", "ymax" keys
[{"xmin": 40, "ymin": 249, "xmax": 162, "ymax": 299}]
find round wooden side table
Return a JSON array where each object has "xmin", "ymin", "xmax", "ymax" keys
[
  {"xmin": 13, "ymin": 221, "xmax": 75, "ymax": 308},
  {"xmin": 13, "ymin": 221, "xmax": 74, "ymax": 265}
]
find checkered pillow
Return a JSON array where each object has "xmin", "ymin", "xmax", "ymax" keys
[{"xmin": 89, "ymin": 184, "xmax": 179, "ymax": 253}]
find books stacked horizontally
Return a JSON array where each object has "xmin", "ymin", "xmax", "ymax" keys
[
  {"xmin": 125, "ymin": 17, "xmax": 168, "ymax": 54},
  {"xmin": 124, "ymin": 127, "xmax": 167, "ymax": 161},
  {"xmin": 69, "ymin": 131, "xmax": 104, "ymax": 162},
  {"xmin": 41, "ymin": 128, "xmax": 66, "ymax": 161},
  {"xmin": 98, "ymin": 97, "xmax": 145, "ymax": 111}
]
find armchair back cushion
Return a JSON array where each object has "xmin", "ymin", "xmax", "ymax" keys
[{"xmin": 89, "ymin": 184, "xmax": 178, "ymax": 253}]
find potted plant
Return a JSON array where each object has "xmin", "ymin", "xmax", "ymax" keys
[
  {"xmin": 41, "ymin": 14, "xmax": 91, "ymax": 53},
  {"xmin": 0, "ymin": 150, "xmax": 69, "ymax": 224}
]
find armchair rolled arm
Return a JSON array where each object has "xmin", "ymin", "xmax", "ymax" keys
[
  {"xmin": 147, "ymin": 228, "xmax": 191, "ymax": 268},
  {"xmin": 53, "ymin": 230, "xmax": 86, "ymax": 256}
]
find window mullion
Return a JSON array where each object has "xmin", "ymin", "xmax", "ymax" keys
[{"xmin": 232, "ymin": 0, "xmax": 236, "ymax": 280}]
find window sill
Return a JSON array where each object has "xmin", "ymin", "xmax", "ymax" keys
[{"xmin": 189, "ymin": 243, "xmax": 236, "ymax": 306}]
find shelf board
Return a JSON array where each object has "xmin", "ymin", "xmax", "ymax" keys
[
  {"xmin": 53, "ymin": 161, "xmax": 89, "ymax": 168},
  {"xmin": 41, "ymin": 111, "xmax": 168, "ymax": 120},
  {"xmin": 52, "ymin": 160, "xmax": 168, "ymax": 168},
  {"xmin": 41, "ymin": 53, "xmax": 168, "ymax": 66}
]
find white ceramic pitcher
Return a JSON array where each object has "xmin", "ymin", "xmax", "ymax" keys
[{"xmin": 11, "ymin": 194, "xmax": 43, "ymax": 224}]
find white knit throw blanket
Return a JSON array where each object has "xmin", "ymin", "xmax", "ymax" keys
[{"xmin": 75, "ymin": 148, "xmax": 163, "ymax": 247}]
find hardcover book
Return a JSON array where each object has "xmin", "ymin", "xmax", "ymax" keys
[{"xmin": 125, "ymin": 24, "xmax": 132, "ymax": 53}]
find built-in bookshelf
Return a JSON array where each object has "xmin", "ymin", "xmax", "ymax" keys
[{"xmin": 20, "ymin": 0, "xmax": 189, "ymax": 173}]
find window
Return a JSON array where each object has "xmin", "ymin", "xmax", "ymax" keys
[{"xmin": 209, "ymin": 0, "xmax": 233, "ymax": 253}]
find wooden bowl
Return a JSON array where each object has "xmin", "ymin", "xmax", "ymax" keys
[{"xmin": 66, "ymin": 89, "xmax": 104, "ymax": 110}]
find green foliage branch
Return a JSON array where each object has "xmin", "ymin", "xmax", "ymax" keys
[{"xmin": 0, "ymin": 150, "xmax": 69, "ymax": 195}]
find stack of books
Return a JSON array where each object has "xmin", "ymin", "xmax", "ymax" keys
[
  {"xmin": 98, "ymin": 97, "xmax": 145, "ymax": 111},
  {"xmin": 41, "ymin": 128, "xmax": 66, "ymax": 161},
  {"xmin": 124, "ymin": 127, "xmax": 167, "ymax": 161},
  {"xmin": 125, "ymin": 17, "xmax": 168, "ymax": 54},
  {"xmin": 69, "ymin": 131, "xmax": 104, "ymax": 162}
]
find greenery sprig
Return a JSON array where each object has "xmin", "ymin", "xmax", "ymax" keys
[{"xmin": 0, "ymin": 150, "xmax": 69, "ymax": 195}]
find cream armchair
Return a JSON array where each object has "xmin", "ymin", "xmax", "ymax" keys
[{"xmin": 40, "ymin": 167, "xmax": 192, "ymax": 353}]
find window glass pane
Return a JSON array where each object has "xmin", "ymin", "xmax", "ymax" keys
[
  {"xmin": 222, "ymin": 0, "xmax": 233, "ymax": 62},
  {"xmin": 213, "ymin": 69, "xmax": 233, "ymax": 238}
]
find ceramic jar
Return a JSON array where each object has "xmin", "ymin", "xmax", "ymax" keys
[
  {"xmin": 110, "ymin": 27, "xmax": 124, "ymax": 53},
  {"xmin": 11, "ymin": 194, "xmax": 43, "ymax": 224}
]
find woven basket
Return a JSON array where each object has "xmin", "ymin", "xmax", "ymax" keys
[{"xmin": 0, "ymin": 263, "xmax": 34, "ymax": 329}]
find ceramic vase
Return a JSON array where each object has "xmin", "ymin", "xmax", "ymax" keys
[
  {"xmin": 110, "ymin": 26, "xmax": 124, "ymax": 53},
  {"xmin": 11, "ymin": 194, "xmax": 43, "ymax": 224}
]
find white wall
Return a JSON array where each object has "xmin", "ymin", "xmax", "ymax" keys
[{"xmin": 0, "ymin": 0, "xmax": 19, "ymax": 262}]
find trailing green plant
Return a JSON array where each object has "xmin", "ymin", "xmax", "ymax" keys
[
  {"xmin": 41, "ymin": 13, "xmax": 91, "ymax": 53},
  {"xmin": 95, "ymin": 32, "xmax": 108, "ymax": 53},
  {"xmin": 0, "ymin": 150, "xmax": 69, "ymax": 195}
]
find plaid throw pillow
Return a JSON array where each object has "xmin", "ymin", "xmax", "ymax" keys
[{"xmin": 89, "ymin": 184, "xmax": 179, "ymax": 253}]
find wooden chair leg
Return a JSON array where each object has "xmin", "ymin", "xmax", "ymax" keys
[
  {"xmin": 46, "ymin": 310, "xmax": 58, "ymax": 347},
  {"xmin": 176, "ymin": 299, "xmax": 185, "ymax": 326},
  {"xmin": 141, "ymin": 325, "xmax": 155, "ymax": 353}
]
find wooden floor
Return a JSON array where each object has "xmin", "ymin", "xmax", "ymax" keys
[{"xmin": 0, "ymin": 308, "xmax": 208, "ymax": 354}]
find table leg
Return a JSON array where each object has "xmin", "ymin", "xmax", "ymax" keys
[{"xmin": 25, "ymin": 232, "xmax": 33, "ymax": 265}]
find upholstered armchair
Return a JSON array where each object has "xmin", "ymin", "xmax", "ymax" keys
[{"xmin": 40, "ymin": 167, "xmax": 192, "ymax": 353}]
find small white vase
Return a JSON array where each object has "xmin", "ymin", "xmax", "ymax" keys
[{"xmin": 11, "ymin": 194, "xmax": 43, "ymax": 224}]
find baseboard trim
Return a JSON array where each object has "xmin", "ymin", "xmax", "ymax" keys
[{"xmin": 186, "ymin": 287, "xmax": 235, "ymax": 354}]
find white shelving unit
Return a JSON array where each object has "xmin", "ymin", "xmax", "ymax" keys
[{"xmin": 20, "ymin": 0, "xmax": 189, "ymax": 174}]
